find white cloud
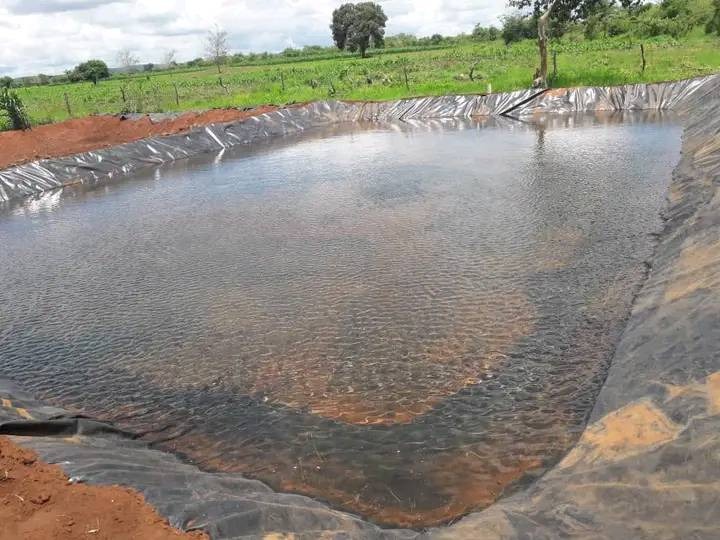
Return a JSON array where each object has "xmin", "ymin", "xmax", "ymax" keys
[{"xmin": 0, "ymin": 0, "xmax": 508, "ymax": 77}]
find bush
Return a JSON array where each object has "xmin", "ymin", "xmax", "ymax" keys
[
  {"xmin": 472, "ymin": 24, "xmax": 501, "ymax": 41},
  {"xmin": 0, "ymin": 88, "xmax": 31, "ymax": 130},
  {"xmin": 501, "ymin": 14, "xmax": 537, "ymax": 44},
  {"xmin": 708, "ymin": 0, "xmax": 720, "ymax": 33}
]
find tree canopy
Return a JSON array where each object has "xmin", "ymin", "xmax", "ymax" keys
[
  {"xmin": 508, "ymin": 0, "xmax": 604, "ymax": 23},
  {"xmin": 70, "ymin": 60, "xmax": 110, "ymax": 85},
  {"xmin": 330, "ymin": 2, "xmax": 387, "ymax": 58}
]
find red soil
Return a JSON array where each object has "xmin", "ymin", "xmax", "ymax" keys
[
  {"xmin": 0, "ymin": 436, "xmax": 207, "ymax": 540},
  {"xmin": 0, "ymin": 107, "xmax": 280, "ymax": 170}
]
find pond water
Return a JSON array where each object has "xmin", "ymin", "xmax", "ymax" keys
[{"xmin": 0, "ymin": 113, "xmax": 681, "ymax": 527}]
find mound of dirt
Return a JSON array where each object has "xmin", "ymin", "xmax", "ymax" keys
[
  {"xmin": 0, "ymin": 107, "xmax": 280, "ymax": 170},
  {"xmin": 0, "ymin": 436, "xmax": 207, "ymax": 540}
]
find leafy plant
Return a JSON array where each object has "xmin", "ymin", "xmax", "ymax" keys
[{"xmin": 0, "ymin": 88, "xmax": 31, "ymax": 130}]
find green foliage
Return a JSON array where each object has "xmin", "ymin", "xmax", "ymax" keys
[
  {"xmin": 472, "ymin": 24, "xmax": 501, "ymax": 41},
  {"xmin": 330, "ymin": 2, "xmax": 387, "ymax": 57},
  {"xmin": 579, "ymin": 0, "xmax": 714, "ymax": 39},
  {"xmin": 0, "ymin": 76, "xmax": 13, "ymax": 89},
  {"xmin": 69, "ymin": 60, "xmax": 110, "ymax": 85},
  {"xmin": 708, "ymin": 0, "xmax": 720, "ymax": 33},
  {"xmin": 508, "ymin": 0, "xmax": 606, "ymax": 23},
  {"xmin": 331, "ymin": 3, "xmax": 357, "ymax": 50},
  {"xmin": 0, "ymin": 88, "xmax": 31, "ymax": 130},
  {"xmin": 12, "ymin": 33, "xmax": 720, "ymax": 127},
  {"xmin": 501, "ymin": 14, "xmax": 538, "ymax": 44}
]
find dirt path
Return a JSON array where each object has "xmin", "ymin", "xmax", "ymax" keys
[
  {"xmin": 0, "ymin": 107, "xmax": 280, "ymax": 170},
  {"xmin": 0, "ymin": 436, "xmax": 207, "ymax": 540}
]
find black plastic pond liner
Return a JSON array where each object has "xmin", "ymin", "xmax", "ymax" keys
[
  {"xmin": 0, "ymin": 379, "xmax": 415, "ymax": 539},
  {"xmin": 2, "ymin": 74, "xmax": 720, "ymax": 539},
  {"xmin": 0, "ymin": 76, "xmax": 717, "ymax": 204}
]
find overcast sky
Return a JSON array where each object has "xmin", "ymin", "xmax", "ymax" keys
[{"xmin": 0, "ymin": 0, "xmax": 510, "ymax": 77}]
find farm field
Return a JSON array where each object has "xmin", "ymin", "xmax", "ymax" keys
[{"xmin": 15, "ymin": 33, "xmax": 720, "ymax": 125}]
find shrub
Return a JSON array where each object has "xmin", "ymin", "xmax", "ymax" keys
[
  {"xmin": 501, "ymin": 14, "xmax": 537, "ymax": 44},
  {"xmin": 708, "ymin": 0, "xmax": 720, "ymax": 33},
  {"xmin": 472, "ymin": 24, "xmax": 501, "ymax": 41},
  {"xmin": 0, "ymin": 88, "xmax": 31, "ymax": 130}
]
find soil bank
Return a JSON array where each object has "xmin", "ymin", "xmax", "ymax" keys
[
  {"xmin": 0, "ymin": 107, "xmax": 280, "ymax": 170},
  {"xmin": 0, "ymin": 436, "xmax": 207, "ymax": 540}
]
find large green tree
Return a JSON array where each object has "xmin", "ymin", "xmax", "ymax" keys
[
  {"xmin": 331, "ymin": 3, "xmax": 357, "ymax": 50},
  {"xmin": 71, "ymin": 59, "xmax": 110, "ymax": 85},
  {"xmin": 330, "ymin": 2, "xmax": 387, "ymax": 58}
]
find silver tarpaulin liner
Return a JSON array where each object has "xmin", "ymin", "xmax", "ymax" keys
[
  {"xmin": 1, "ymin": 75, "xmax": 718, "ymax": 204},
  {"xmin": 2, "ymin": 74, "xmax": 720, "ymax": 539}
]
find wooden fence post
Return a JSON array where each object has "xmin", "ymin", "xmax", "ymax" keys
[
  {"xmin": 640, "ymin": 44, "xmax": 646, "ymax": 74},
  {"xmin": 63, "ymin": 93, "xmax": 72, "ymax": 117}
]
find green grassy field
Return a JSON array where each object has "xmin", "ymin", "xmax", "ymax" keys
[{"xmin": 15, "ymin": 33, "xmax": 720, "ymax": 125}]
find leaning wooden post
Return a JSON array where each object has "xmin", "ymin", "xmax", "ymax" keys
[
  {"xmin": 403, "ymin": 65, "xmax": 409, "ymax": 90},
  {"xmin": 280, "ymin": 71, "xmax": 285, "ymax": 92},
  {"xmin": 172, "ymin": 82, "xmax": 180, "ymax": 106},
  {"xmin": 63, "ymin": 93, "xmax": 72, "ymax": 117},
  {"xmin": 640, "ymin": 44, "xmax": 646, "ymax": 74}
]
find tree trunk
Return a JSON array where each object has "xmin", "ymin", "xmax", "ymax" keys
[{"xmin": 536, "ymin": 0, "xmax": 558, "ymax": 88}]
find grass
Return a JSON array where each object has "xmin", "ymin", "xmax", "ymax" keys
[{"xmin": 14, "ymin": 33, "xmax": 720, "ymax": 125}]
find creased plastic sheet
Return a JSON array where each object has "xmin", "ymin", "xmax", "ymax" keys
[
  {"xmin": 3, "ymin": 75, "xmax": 718, "ymax": 204},
  {"xmin": 511, "ymin": 74, "xmax": 720, "ymax": 116},
  {"xmin": 0, "ymin": 380, "xmax": 416, "ymax": 540},
  {"xmin": 428, "ymin": 76, "xmax": 720, "ymax": 540},
  {"xmin": 2, "ymin": 75, "xmax": 720, "ymax": 539}
]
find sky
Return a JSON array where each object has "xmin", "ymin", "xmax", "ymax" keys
[{"xmin": 0, "ymin": 0, "xmax": 509, "ymax": 78}]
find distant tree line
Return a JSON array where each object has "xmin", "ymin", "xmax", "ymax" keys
[{"xmin": 1, "ymin": 0, "xmax": 718, "ymax": 90}]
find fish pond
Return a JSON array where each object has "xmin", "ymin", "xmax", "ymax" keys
[{"xmin": 0, "ymin": 113, "xmax": 682, "ymax": 527}]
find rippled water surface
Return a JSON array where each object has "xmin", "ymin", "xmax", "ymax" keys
[{"xmin": 0, "ymin": 113, "xmax": 681, "ymax": 527}]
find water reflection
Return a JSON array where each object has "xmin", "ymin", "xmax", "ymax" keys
[{"xmin": 0, "ymin": 112, "xmax": 681, "ymax": 527}]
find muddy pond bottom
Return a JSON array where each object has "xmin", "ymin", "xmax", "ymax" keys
[{"xmin": 0, "ymin": 113, "xmax": 682, "ymax": 527}]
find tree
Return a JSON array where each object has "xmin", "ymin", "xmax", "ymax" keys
[
  {"xmin": 0, "ymin": 76, "xmax": 13, "ymax": 89},
  {"xmin": 330, "ymin": 3, "xmax": 357, "ymax": 50},
  {"xmin": 71, "ymin": 60, "xmax": 110, "ymax": 85},
  {"xmin": 508, "ymin": 0, "xmax": 601, "ymax": 87},
  {"xmin": 472, "ymin": 24, "xmax": 501, "ymax": 41},
  {"xmin": 331, "ymin": 2, "xmax": 387, "ymax": 58},
  {"xmin": 500, "ymin": 14, "xmax": 537, "ymax": 43},
  {"xmin": 205, "ymin": 26, "xmax": 230, "ymax": 73},
  {"xmin": 117, "ymin": 48, "xmax": 139, "ymax": 71},
  {"xmin": 162, "ymin": 49, "xmax": 177, "ymax": 66},
  {"xmin": 708, "ymin": 0, "xmax": 720, "ymax": 34}
]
